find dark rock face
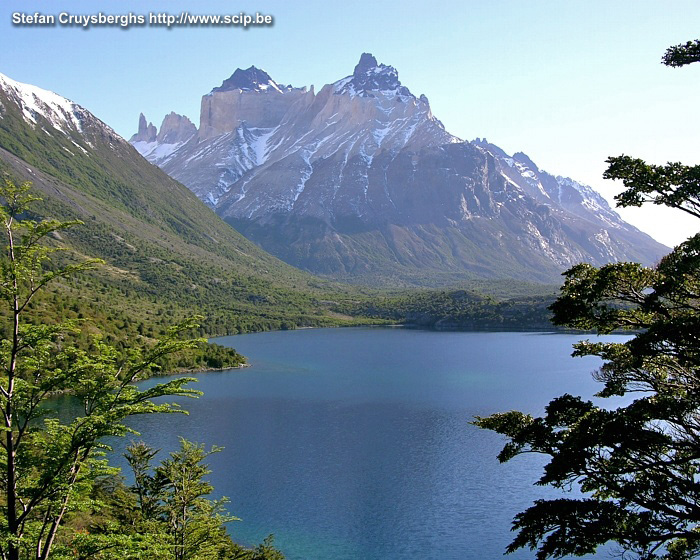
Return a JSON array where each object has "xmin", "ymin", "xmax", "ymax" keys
[
  {"xmin": 335, "ymin": 53, "xmax": 412, "ymax": 98},
  {"xmin": 130, "ymin": 55, "xmax": 669, "ymax": 285},
  {"xmin": 212, "ymin": 66, "xmax": 279, "ymax": 93},
  {"xmin": 354, "ymin": 53, "xmax": 378, "ymax": 74}
]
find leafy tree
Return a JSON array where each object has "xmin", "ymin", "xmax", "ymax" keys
[
  {"xmin": 156, "ymin": 439, "xmax": 235, "ymax": 560},
  {"xmin": 125, "ymin": 441, "xmax": 162, "ymax": 522},
  {"xmin": 0, "ymin": 180, "xmax": 201, "ymax": 560},
  {"xmin": 124, "ymin": 439, "xmax": 239, "ymax": 560},
  {"xmin": 245, "ymin": 536, "xmax": 285, "ymax": 560},
  {"xmin": 64, "ymin": 443, "xmax": 286, "ymax": 560},
  {"xmin": 475, "ymin": 41, "xmax": 700, "ymax": 559}
]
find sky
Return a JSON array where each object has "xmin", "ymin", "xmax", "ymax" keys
[{"xmin": 1, "ymin": 0, "xmax": 699, "ymax": 247}]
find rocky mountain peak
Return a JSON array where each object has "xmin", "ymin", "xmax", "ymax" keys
[
  {"xmin": 513, "ymin": 151, "xmax": 539, "ymax": 172},
  {"xmin": 156, "ymin": 112, "xmax": 196, "ymax": 144},
  {"xmin": 130, "ymin": 113, "xmax": 157, "ymax": 143},
  {"xmin": 353, "ymin": 53, "xmax": 379, "ymax": 76},
  {"xmin": 211, "ymin": 66, "xmax": 289, "ymax": 94},
  {"xmin": 335, "ymin": 53, "xmax": 411, "ymax": 98}
]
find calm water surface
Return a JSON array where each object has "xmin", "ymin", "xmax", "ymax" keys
[{"xmin": 123, "ymin": 327, "xmax": 625, "ymax": 560}]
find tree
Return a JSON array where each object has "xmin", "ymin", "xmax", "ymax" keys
[
  {"xmin": 475, "ymin": 41, "xmax": 700, "ymax": 559},
  {"xmin": 125, "ymin": 439, "xmax": 239, "ymax": 560},
  {"xmin": 125, "ymin": 441, "xmax": 162, "ymax": 523},
  {"xmin": 0, "ymin": 179, "xmax": 202, "ymax": 560},
  {"xmin": 60, "ymin": 439, "xmax": 284, "ymax": 560}
]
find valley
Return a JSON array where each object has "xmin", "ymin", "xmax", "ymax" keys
[{"xmin": 0, "ymin": 69, "xmax": 572, "ymax": 361}]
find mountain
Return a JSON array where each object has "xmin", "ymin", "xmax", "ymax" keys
[
  {"xmin": 0, "ymin": 71, "xmax": 366, "ymax": 339},
  {"xmin": 131, "ymin": 54, "xmax": 668, "ymax": 286}
]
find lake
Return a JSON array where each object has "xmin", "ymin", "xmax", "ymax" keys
[{"xmin": 125, "ymin": 327, "xmax": 625, "ymax": 560}]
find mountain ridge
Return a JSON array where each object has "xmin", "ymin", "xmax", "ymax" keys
[{"xmin": 128, "ymin": 54, "xmax": 669, "ymax": 286}]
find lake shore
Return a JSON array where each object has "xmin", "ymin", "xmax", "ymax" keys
[{"xmin": 158, "ymin": 361, "xmax": 251, "ymax": 376}]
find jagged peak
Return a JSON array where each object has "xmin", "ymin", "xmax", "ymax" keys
[
  {"xmin": 160, "ymin": 111, "xmax": 194, "ymax": 126},
  {"xmin": 334, "ymin": 53, "xmax": 414, "ymax": 100},
  {"xmin": 471, "ymin": 138, "xmax": 510, "ymax": 159},
  {"xmin": 512, "ymin": 151, "xmax": 539, "ymax": 172},
  {"xmin": 353, "ymin": 53, "xmax": 380, "ymax": 76},
  {"xmin": 130, "ymin": 112, "xmax": 157, "ymax": 143},
  {"xmin": 156, "ymin": 112, "xmax": 196, "ymax": 144},
  {"xmin": 210, "ymin": 66, "xmax": 299, "ymax": 94}
]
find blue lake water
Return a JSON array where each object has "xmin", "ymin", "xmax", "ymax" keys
[{"xmin": 123, "ymin": 327, "xmax": 626, "ymax": 560}]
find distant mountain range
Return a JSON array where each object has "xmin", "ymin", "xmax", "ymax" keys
[{"xmin": 131, "ymin": 53, "xmax": 668, "ymax": 286}]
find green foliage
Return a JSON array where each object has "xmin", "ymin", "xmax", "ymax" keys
[
  {"xmin": 477, "ymin": 238, "xmax": 700, "ymax": 559},
  {"xmin": 244, "ymin": 536, "xmax": 286, "ymax": 560},
  {"xmin": 662, "ymin": 39, "xmax": 700, "ymax": 67},
  {"xmin": 604, "ymin": 41, "xmax": 700, "ymax": 223},
  {"xmin": 153, "ymin": 342, "xmax": 246, "ymax": 374},
  {"xmin": 475, "ymin": 40, "xmax": 700, "ymax": 560},
  {"xmin": 335, "ymin": 288, "xmax": 555, "ymax": 330},
  {"xmin": 0, "ymin": 180, "xmax": 207, "ymax": 560},
  {"xmin": 51, "ymin": 440, "xmax": 285, "ymax": 560},
  {"xmin": 604, "ymin": 157, "xmax": 700, "ymax": 220},
  {"xmin": 124, "ymin": 439, "xmax": 239, "ymax": 560},
  {"xmin": 154, "ymin": 439, "xmax": 237, "ymax": 560}
]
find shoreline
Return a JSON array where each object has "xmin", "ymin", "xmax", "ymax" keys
[
  {"xmin": 156, "ymin": 361, "xmax": 252, "ymax": 377},
  {"xmin": 209, "ymin": 322, "xmax": 620, "ymax": 339}
]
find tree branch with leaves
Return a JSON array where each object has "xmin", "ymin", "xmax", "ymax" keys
[
  {"xmin": 475, "ymin": 41, "xmax": 700, "ymax": 560},
  {"xmin": 0, "ymin": 179, "xmax": 203, "ymax": 560}
]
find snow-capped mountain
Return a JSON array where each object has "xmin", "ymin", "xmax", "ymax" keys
[
  {"xmin": 130, "ymin": 54, "xmax": 668, "ymax": 284},
  {"xmin": 0, "ymin": 71, "xmax": 129, "ymax": 162},
  {"xmin": 0, "ymin": 72, "xmax": 87, "ymax": 135}
]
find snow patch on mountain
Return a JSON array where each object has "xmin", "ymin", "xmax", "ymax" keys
[
  {"xmin": 334, "ymin": 53, "xmax": 413, "ymax": 100},
  {"xmin": 247, "ymin": 126, "xmax": 277, "ymax": 166},
  {"xmin": 132, "ymin": 140, "xmax": 183, "ymax": 164},
  {"xmin": 290, "ymin": 147, "xmax": 316, "ymax": 208},
  {"xmin": 555, "ymin": 175, "xmax": 624, "ymax": 228},
  {"xmin": 0, "ymin": 72, "xmax": 84, "ymax": 134}
]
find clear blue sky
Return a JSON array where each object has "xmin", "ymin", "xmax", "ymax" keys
[{"xmin": 2, "ymin": 0, "xmax": 699, "ymax": 246}]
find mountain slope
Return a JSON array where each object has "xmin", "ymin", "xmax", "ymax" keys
[
  {"xmin": 132, "ymin": 54, "xmax": 668, "ymax": 286},
  {"xmin": 0, "ymin": 71, "xmax": 362, "ymax": 337}
]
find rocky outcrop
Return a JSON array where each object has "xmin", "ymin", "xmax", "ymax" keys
[
  {"xmin": 212, "ymin": 66, "xmax": 290, "ymax": 93},
  {"xmin": 198, "ymin": 66, "xmax": 309, "ymax": 139},
  {"xmin": 156, "ymin": 112, "xmax": 196, "ymax": 144},
  {"xmin": 128, "ymin": 112, "xmax": 197, "ymax": 168},
  {"xmin": 130, "ymin": 113, "xmax": 157, "ymax": 143},
  {"xmin": 336, "ymin": 52, "xmax": 412, "ymax": 98}
]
